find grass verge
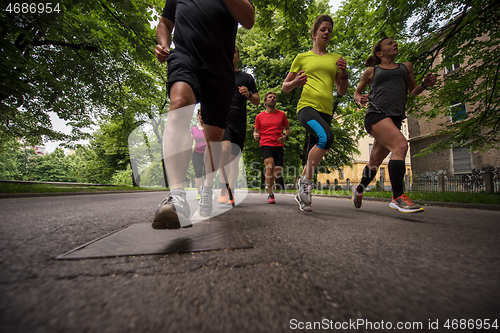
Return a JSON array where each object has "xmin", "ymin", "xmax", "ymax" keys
[{"xmin": 0, "ymin": 182, "xmax": 166, "ymax": 194}]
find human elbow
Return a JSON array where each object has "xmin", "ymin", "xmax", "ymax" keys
[{"xmin": 241, "ymin": 15, "xmax": 255, "ymax": 29}]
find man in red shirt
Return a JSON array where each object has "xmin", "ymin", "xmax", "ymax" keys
[{"xmin": 254, "ymin": 92, "xmax": 291, "ymax": 204}]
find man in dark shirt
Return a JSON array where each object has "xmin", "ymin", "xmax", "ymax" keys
[
  {"xmin": 153, "ymin": 0, "xmax": 254, "ymax": 229},
  {"xmin": 218, "ymin": 46, "xmax": 260, "ymax": 205}
]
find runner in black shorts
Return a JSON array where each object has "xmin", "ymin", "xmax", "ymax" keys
[
  {"xmin": 254, "ymin": 92, "xmax": 291, "ymax": 204},
  {"xmin": 352, "ymin": 37, "xmax": 436, "ymax": 213},
  {"xmin": 218, "ymin": 46, "xmax": 260, "ymax": 205},
  {"xmin": 152, "ymin": 0, "xmax": 255, "ymax": 229}
]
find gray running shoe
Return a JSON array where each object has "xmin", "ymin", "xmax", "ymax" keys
[
  {"xmin": 152, "ymin": 194, "xmax": 192, "ymax": 229},
  {"xmin": 389, "ymin": 194, "xmax": 424, "ymax": 213},
  {"xmin": 197, "ymin": 183, "xmax": 213, "ymax": 216},
  {"xmin": 295, "ymin": 194, "xmax": 312, "ymax": 212},
  {"xmin": 298, "ymin": 177, "xmax": 312, "ymax": 204},
  {"xmin": 351, "ymin": 185, "xmax": 363, "ymax": 209}
]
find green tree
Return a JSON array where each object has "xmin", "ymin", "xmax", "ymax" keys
[
  {"xmin": 329, "ymin": 0, "xmax": 500, "ymax": 153},
  {"xmin": 0, "ymin": 139, "xmax": 23, "ymax": 180},
  {"xmin": 237, "ymin": 0, "xmax": 361, "ymax": 185},
  {"xmin": 30, "ymin": 147, "xmax": 76, "ymax": 182},
  {"xmin": 1, "ymin": 0, "xmax": 165, "ymax": 147},
  {"xmin": 410, "ymin": 0, "xmax": 500, "ymax": 152}
]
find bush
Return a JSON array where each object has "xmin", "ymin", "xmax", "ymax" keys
[{"xmin": 111, "ymin": 166, "xmax": 133, "ymax": 186}]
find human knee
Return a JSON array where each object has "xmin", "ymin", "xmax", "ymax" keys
[
  {"xmin": 274, "ymin": 166, "xmax": 282, "ymax": 178},
  {"xmin": 318, "ymin": 131, "xmax": 334, "ymax": 150},
  {"xmin": 264, "ymin": 158, "xmax": 275, "ymax": 168},
  {"xmin": 169, "ymin": 93, "xmax": 193, "ymax": 111},
  {"xmin": 394, "ymin": 140, "xmax": 408, "ymax": 156},
  {"xmin": 221, "ymin": 142, "xmax": 232, "ymax": 156}
]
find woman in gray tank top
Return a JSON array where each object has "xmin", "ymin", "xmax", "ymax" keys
[{"xmin": 351, "ymin": 37, "xmax": 437, "ymax": 213}]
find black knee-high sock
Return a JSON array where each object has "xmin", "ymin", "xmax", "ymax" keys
[
  {"xmin": 357, "ymin": 165, "xmax": 377, "ymax": 193},
  {"xmin": 388, "ymin": 160, "xmax": 405, "ymax": 199}
]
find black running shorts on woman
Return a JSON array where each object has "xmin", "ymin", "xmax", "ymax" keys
[{"xmin": 297, "ymin": 107, "xmax": 334, "ymax": 153}]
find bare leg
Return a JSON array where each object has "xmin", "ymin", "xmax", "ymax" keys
[
  {"xmin": 203, "ymin": 125, "xmax": 225, "ymax": 188},
  {"xmin": 163, "ymin": 82, "xmax": 197, "ymax": 190},
  {"xmin": 369, "ymin": 118, "xmax": 408, "ymax": 199},
  {"xmin": 369, "ymin": 118, "xmax": 408, "ymax": 160},
  {"xmin": 264, "ymin": 157, "xmax": 276, "ymax": 195},
  {"xmin": 153, "ymin": 82, "xmax": 197, "ymax": 229},
  {"xmin": 302, "ymin": 145, "xmax": 328, "ymax": 180},
  {"xmin": 218, "ymin": 141, "xmax": 232, "ymax": 186},
  {"xmin": 228, "ymin": 153, "xmax": 240, "ymax": 190},
  {"xmin": 195, "ymin": 177, "xmax": 203, "ymax": 193},
  {"xmin": 274, "ymin": 166, "xmax": 283, "ymax": 188}
]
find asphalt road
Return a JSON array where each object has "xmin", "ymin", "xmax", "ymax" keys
[{"xmin": 1, "ymin": 191, "xmax": 499, "ymax": 332}]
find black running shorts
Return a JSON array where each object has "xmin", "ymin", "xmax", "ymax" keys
[
  {"xmin": 260, "ymin": 146, "xmax": 284, "ymax": 167},
  {"xmin": 167, "ymin": 51, "xmax": 234, "ymax": 129},
  {"xmin": 222, "ymin": 123, "xmax": 246, "ymax": 155},
  {"xmin": 364, "ymin": 112, "xmax": 403, "ymax": 134}
]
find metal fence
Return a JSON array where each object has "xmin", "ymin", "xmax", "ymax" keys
[
  {"xmin": 410, "ymin": 169, "xmax": 500, "ymax": 193},
  {"xmin": 313, "ymin": 168, "xmax": 500, "ymax": 194}
]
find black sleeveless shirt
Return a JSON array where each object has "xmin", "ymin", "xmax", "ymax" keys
[{"xmin": 367, "ymin": 64, "xmax": 408, "ymax": 117}]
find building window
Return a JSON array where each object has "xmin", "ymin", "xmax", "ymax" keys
[
  {"xmin": 451, "ymin": 101, "xmax": 467, "ymax": 122},
  {"xmin": 445, "ymin": 63, "xmax": 461, "ymax": 74},
  {"xmin": 453, "ymin": 147, "xmax": 471, "ymax": 173},
  {"xmin": 339, "ymin": 167, "xmax": 344, "ymax": 179},
  {"xmin": 443, "ymin": 54, "xmax": 461, "ymax": 74},
  {"xmin": 369, "ymin": 143, "xmax": 373, "ymax": 155}
]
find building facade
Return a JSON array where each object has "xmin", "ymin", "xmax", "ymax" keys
[{"xmin": 407, "ymin": 51, "xmax": 500, "ymax": 181}]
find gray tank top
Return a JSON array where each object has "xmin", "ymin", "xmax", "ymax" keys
[{"xmin": 367, "ymin": 64, "xmax": 408, "ymax": 117}]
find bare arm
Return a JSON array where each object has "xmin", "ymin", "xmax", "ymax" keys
[
  {"xmin": 238, "ymin": 86, "xmax": 261, "ymax": 106},
  {"xmin": 405, "ymin": 61, "xmax": 437, "ymax": 96},
  {"xmin": 353, "ymin": 67, "xmax": 374, "ymax": 104},
  {"xmin": 278, "ymin": 124, "xmax": 291, "ymax": 143},
  {"xmin": 334, "ymin": 57, "xmax": 348, "ymax": 96},
  {"xmin": 155, "ymin": 16, "xmax": 174, "ymax": 63},
  {"xmin": 282, "ymin": 70, "xmax": 307, "ymax": 93},
  {"xmin": 253, "ymin": 129, "xmax": 260, "ymax": 141},
  {"xmin": 285, "ymin": 124, "xmax": 291, "ymax": 137},
  {"xmin": 249, "ymin": 93, "xmax": 260, "ymax": 106},
  {"xmin": 224, "ymin": 0, "xmax": 255, "ymax": 29}
]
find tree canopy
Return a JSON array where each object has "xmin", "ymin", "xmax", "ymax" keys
[
  {"xmin": 0, "ymin": 0, "xmax": 165, "ymax": 148},
  {"xmin": 1, "ymin": 0, "xmax": 498, "ymax": 184}
]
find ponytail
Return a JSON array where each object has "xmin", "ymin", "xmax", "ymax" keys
[
  {"xmin": 365, "ymin": 55, "xmax": 381, "ymax": 67},
  {"xmin": 365, "ymin": 37, "xmax": 389, "ymax": 67}
]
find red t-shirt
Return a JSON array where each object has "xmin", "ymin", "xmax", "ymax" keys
[{"xmin": 255, "ymin": 110, "xmax": 289, "ymax": 147}]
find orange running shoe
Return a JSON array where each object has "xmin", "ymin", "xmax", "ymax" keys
[
  {"xmin": 389, "ymin": 194, "xmax": 424, "ymax": 213},
  {"xmin": 218, "ymin": 188, "xmax": 228, "ymax": 204}
]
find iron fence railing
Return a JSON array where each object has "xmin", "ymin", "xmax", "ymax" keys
[
  {"xmin": 313, "ymin": 168, "xmax": 500, "ymax": 193},
  {"xmin": 410, "ymin": 169, "xmax": 500, "ymax": 193}
]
